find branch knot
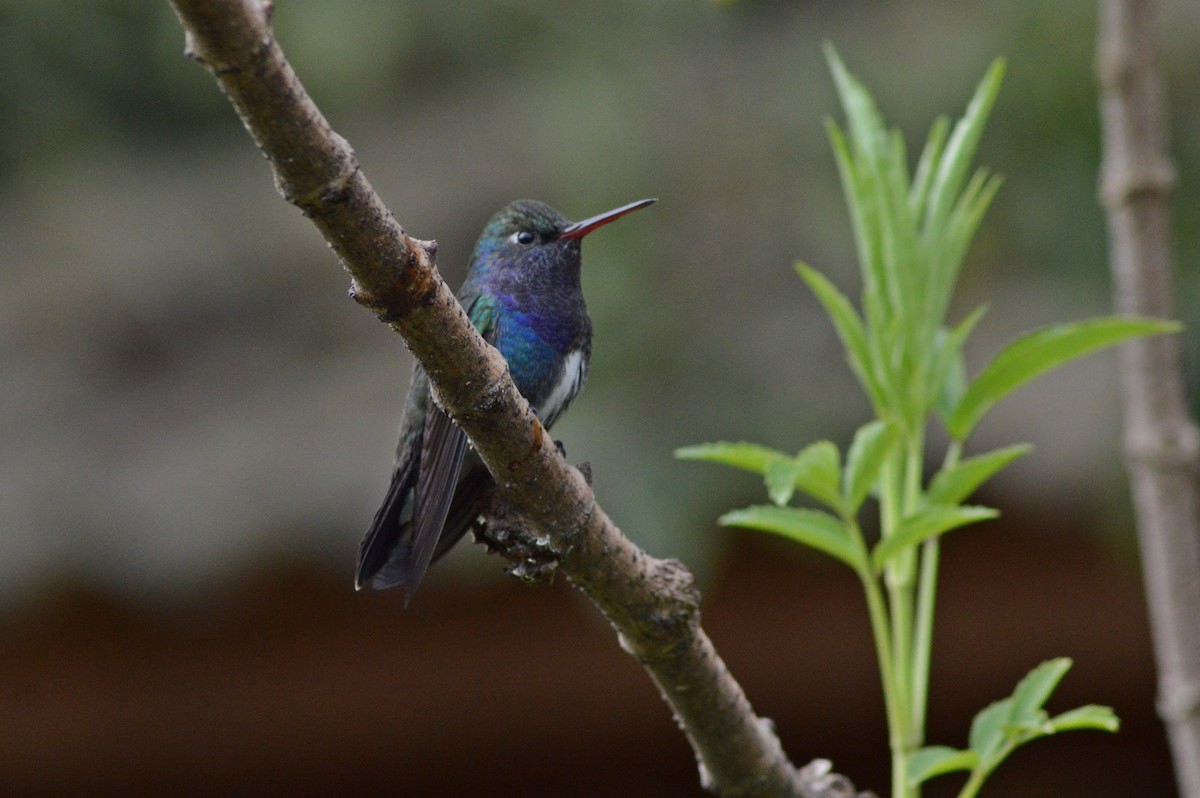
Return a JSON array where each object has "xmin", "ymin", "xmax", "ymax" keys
[{"xmin": 474, "ymin": 494, "xmax": 566, "ymax": 585}]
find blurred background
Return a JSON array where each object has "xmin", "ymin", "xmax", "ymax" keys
[{"xmin": 1, "ymin": 0, "xmax": 1198, "ymax": 795}]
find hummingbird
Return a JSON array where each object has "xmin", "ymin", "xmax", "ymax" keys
[{"xmin": 356, "ymin": 197, "xmax": 656, "ymax": 600}]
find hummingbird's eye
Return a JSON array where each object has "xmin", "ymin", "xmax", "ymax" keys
[{"xmin": 510, "ymin": 230, "xmax": 536, "ymax": 246}]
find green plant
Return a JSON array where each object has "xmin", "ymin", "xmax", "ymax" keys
[{"xmin": 677, "ymin": 47, "xmax": 1167, "ymax": 797}]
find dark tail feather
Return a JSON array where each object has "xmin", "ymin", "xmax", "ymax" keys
[
  {"xmin": 356, "ymin": 443, "xmax": 494, "ymax": 601},
  {"xmin": 433, "ymin": 467, "xmax": 493, "ymax": 560},
  {"xmin": 404, "ymin": 407, "xmax": 468, "ymax": 604},
  {"xmin": 356, "ymin": 461, "xmax": 417, "ymax": 591}
]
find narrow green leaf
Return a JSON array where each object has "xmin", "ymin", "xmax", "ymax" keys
[
  {"xmin": 947, "ymin": 317, "xmax": 1182, "ymax": 441},
  {"xmin": 824, "ymin": 121, "xmax": 881, "ymax": 302},
  {"xmin": 843, "ymin": 420, "xmax": 900, "ymax": 514},
  {"xmin": 823, "ymin": 46, "xmax": 897, "ymax": 365},
  {"xmin": 934, "ymin": 331, "xmax": 968, "ymax": 424},
  {"xmin": 765, "ymin": 459, "xmax": 798, "ymax": 506},
  {"xmin": 825, "ymin": 44, "xmax": 888, "ymax": 166},
  {"xmin": 908, "ymin": 746, "xmax": 978, "ymax": 785},
  {"xmin": 764, "ymin": 442, "xmax": 844, "ymax": 509},
  {"xmin": 926, "ymin": 444, "xmax": 1032, "ymax": 505},
  {"xmin": 951, "ymin": 304, "xmax": 990, "ymax": 346},
  {"xmin": 957, "ymin": 663, "xmax": 1119, "ymax": 782},
  {"xmin": 675, "ymin": 441, "xmax": 787, "ymax": 476},
  {"xmin": 940, "ymin": 170, "xmax": 1003, "ymax": 295},
  {"xmin": 881, "ymin": 129, "xmax": 918, "ymax": 325},
  {"xmin": 872, "ymin": 505, "xmax": 997, "ymax": 569},
  {"xmin": 797, "ymin": 262, "xmax": 886, "ymax": 414},
  {"xmin": 933, "ymin": 305, "xmax": 988, "ymax": 423},
  {"xmin": 925, "ymin": 172, "xmax": 1003, "ymax": 339},
  {"xmin": 1048, "ymin": 705, "xmax": 1120, "ymax": 734},
  {"xmin": 969, "ymin": 698, "xmax": 1015, "ymax": 764},
  {"xmin": 790, "ymin": 440, "xmax": 844, "ymax": 511},
  {"xmin": 720, "ymin": 505, "xmax": 864, "ymax": 570},
  {"xmin": 1010, "ymin": 658, "xmax": 1073, "ymax": 726},
  {"xmin": 909, "ymin": 115, "xmax": 950, "ymax": 223},
  {"xmin": 924, "ymin": 59, "xmax": 1005, "ymax": 249}
]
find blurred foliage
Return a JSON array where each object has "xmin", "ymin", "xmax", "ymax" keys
[{"xmin": 0, "ymin": 0, "xmax": 1197, "ymax": 600}]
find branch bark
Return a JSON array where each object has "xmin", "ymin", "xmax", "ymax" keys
[
  {"xmin": 1097, "ymin": 2, "xmax": 1200, "ymax": 795},
  {"xmin": 166, "ymin": 1, "xmax": 870, "ymax": 796}
]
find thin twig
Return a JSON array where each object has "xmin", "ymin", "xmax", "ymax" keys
[
  {"xmin": 1097, "ymin": 2, "xmax": 1200, "ymax": 795},
  {"xmin": 165, "ymin": 1, "xmax": 870, "ymax": 796}
]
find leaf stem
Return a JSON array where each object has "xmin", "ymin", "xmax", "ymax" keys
[
  {"xmin": 956, "ymin": 767, "xmax": 989, "ymax": 798},
  {"xmin": 879, "ymin": 443, "xmax": 921, "ymax": 796},
  {"xmin": 880, "ymin": 453, "xmax": 914, "ymax": 732},
  {"xmin": 910, "ymin": 538, "xmax": 939, "ymax": 738},
  {"xmin": 910, "ymin": 440, "xmax": 958, "ymax": 740},
  {"xmin": 860, "ymin": 560, "xmax": 911, "ymax": 798}
]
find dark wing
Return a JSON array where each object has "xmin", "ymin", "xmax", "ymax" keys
[
  {"xmin": 401, "ymin": 402, "xmax": 468, "ymax": 601},
  {"xmin": 355, "ymin": 368, "xmax": 430, "ymax": 591},
  {"xmin": 434, "ymin": 464, "xmax": 493, "ymax": 558},
  {"xmin": 355, "ymin": 452, "xmax": 417, "ymax": 590},
  {"xmin": 356, "ymin": 292, "xmax": 500, "ymax": 601}
]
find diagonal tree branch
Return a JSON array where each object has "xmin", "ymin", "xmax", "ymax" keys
[
  {"xmin": 166, "ymin": 1, "xmax": 870, "ymax": 796},
  {"xmin": 1097, "ymin": 1, "xmax": 1200, "ymax": 795}
]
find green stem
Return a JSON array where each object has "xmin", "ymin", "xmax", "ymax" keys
[
  {"xmin": 956, "ymin": 766, "xmax": 990, "ymax": 798},
  {"xmin": 889, "ymin": 578, "xmax": 914, "ymax": 732},
  {"xmin": 903, "ymin": 431, "xmax": 924, "ymax": 514},
  {"xmin": 910, "ymin": 538, "xmax": 939, "ymax": 737},
  {"xmin": 880, "ymin": 454, "xmax": 913, "ymax": 744},
  {"xmin": 910, "ymin": 441, "xmax": 959, "ymax": 744},
  {"xmin": 860, "ymin": 566, "xmax": 911, "ymax": 798},
  {"xmin": 873, "ymin": 444, "xmax": 916, "ymax": 792}
]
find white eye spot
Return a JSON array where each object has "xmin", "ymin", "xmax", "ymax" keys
[{"xmin": 509, "ymin": 230, "xmax": 536, "ymax": 245}]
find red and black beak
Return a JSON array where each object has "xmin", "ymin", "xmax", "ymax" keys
[{"xmin": 560, "ymin": 198, "xmax": 656, "ymax": 240}]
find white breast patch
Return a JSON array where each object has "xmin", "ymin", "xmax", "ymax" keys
[{"xmin": 538, "ymin": 349, "xmax": 587, "ymax": 428}]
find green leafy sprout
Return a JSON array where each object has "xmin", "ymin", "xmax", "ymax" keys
[{"xmin": 677, "ymin": 46, "xmax": 1165, "ymax": 797}]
